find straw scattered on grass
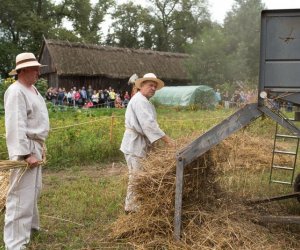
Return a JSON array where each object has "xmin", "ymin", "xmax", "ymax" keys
[{"xmin": 109, "ymin": 132, "xmax": 299, "ymax": 249}]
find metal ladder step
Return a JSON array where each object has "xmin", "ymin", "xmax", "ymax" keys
[
  {"xmin": 276, "ymin": 134, "xmax": 299, "ymax": 139},
  {"xmin": 271, "ymin": 180, "xmax": 293, "ymax": 185},
  {"xmin": 273, "ymin": 150, "xmax": 297, "ymax": 155},
  {"xmin": 272, "ymin": 165, "xmax": 294, "ymax": 170}
]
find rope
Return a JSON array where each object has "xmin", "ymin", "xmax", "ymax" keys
[{"xmin": 50, "ymin": 116, "xmax": 112, "ymax": 131}]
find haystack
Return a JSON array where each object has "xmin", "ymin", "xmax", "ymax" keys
[{"xmin": 110, "ymin": 132, "xmax": 299, "ymax": 249}]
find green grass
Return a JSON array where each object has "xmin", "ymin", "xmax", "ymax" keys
[
  {"xmin": 0, "ymin": 165, "xmax": 130, "ymax": 249},
  {"xmin": 1, "ymin": 106, "xmax": 300, "ymax": 249},
  {"xmin": 0, "ymin": 106, "xmax": 236, "ymax": 169}
]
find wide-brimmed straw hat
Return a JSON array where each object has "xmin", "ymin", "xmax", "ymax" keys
[
  {"xmin": 135, "ymin": 73, "xmax": 164, "ymax": 90},
  {"xmin": 9, "ymin": 52, "xmax": 46, "ymax": 75}
]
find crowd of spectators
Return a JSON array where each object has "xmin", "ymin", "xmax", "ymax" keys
[
  {"xmin": 45, "ymin": 84, "xmax": 259, "ymax": 110},
  {"xmin": 215, "ymin": 88, "xmax": 258, "ymax": 108},
  {"xmin": 45, "ymin": 85, "xmax": 131, "ymax": 108}
]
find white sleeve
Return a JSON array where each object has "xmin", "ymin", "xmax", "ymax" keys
[
  {"xmin": 4, "ymin": 88, "xmax": 31, "ymax": 157},
  {"xmin": 135, "ymin": 100, "xmax": 165, "ymax": 143}
]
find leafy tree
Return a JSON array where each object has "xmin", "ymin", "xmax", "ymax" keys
[
  {"xmin": 185, "ymin": 25, "xmax": 227, "ymax": 87},
  {"xmin": 67, "ymin": 0, "xmax": 114, "ymax": 43},
  {"xmin": 186, "ymin": 0, "xmax": 264, "ymax": 88},
  {"xmin": 106, "ymin": 0, "xmax": 210, "ymax": 52},
  {"xmin": 106, "ymin": 2, "xmax": 151, "ymax": 48},
  {"xmin": 0, "ymin": 0, "xmax": 114, "ymax": 78},
  {"xmin": 223, "ymin": 0, "xmax": 265, "ymax": 85},
  {"xmin": 149, "ymin": 0, "xmax": 210, "ymax": 52}
]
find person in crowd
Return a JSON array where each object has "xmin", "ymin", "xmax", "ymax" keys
[
  {"xmin": 98, "ymin": 90, "xmax": 105, "ymax": 107},
  {"xmin": 109, "ymin": 88, "xmax": 116, "ymax": 108},
  {"xmin": 80, "ymin": 86, "xmax": 87, "ymax": 104},
  {"xmin": 223, "ymin": 91, "xmax": 230, "ymax": 109},
  {"xmin": 232, "ymin": 90, "xmax": 241, "ymax": 107},
  {"xmin": 57, "ymin": 87, "xmax": 65, "ymax": 106},
  {"xmin": 66, "ymin": 88, "xmax": 73, "ymax": 106},
  {"xmin": 120, "ymin": 73, "xmax": 175, "ymax": 213},
  {"xmin": 74, "ymin": 90, "xmax": 82, "ymax": 107},
  {"xmin": 103, "ymin": 89, "xmax": 110, "ymax": 108},
  {"xmin": 115, "ymin": 94, "xmax": 123, "ymax": 108},
  {"xmin": 50, "ymin": 87, "xmax": 58, "ymax": 105},
  {"xmin": 215, "ymin": 89, "xmax": 222, "ymax": 106},
  {"xmin": 123, "ymin": 91, "xmax": 130, "ymax": 108},
  {"xmin": 45, "ymin": 87, "xmax": 53, "ymax": 101},
  {"xmin": 87, "ymin": 85, "xmax": 93, "ymax": 101},
  {"xmin": 91, "ymin": 90, "xmax": 99, "ymax": 107},
  {"xmin": 3, "ymin": 52, "xmax": 50, "ymax": 250}
]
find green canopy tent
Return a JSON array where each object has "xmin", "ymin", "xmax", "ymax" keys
[{"xmin": 151, "ymin": 85, "xmax": 217, "ymax": 109}]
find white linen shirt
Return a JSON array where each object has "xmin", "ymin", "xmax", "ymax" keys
[
  {"xmin": 4, "ymin": 81, "xmax": 49, "ymax": 159},
  {"xmin": 120, "ymin": 91, "xmax": 165, "ymax": 157}
]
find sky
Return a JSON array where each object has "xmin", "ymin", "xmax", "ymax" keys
[
  {"xmin": 210, "ymin": 0, "xmax": 300, "ymax": 23},
  {"xmin": 60, "ymin": 0, "xmax": 300, "ymax": 34}
]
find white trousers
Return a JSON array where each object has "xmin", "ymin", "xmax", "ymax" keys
[
  {"xmin": 4, "ymin": 141, "xmax": 43, "ymax": 250},
  {"xmin": 124, "ymin": 154, "xmax": 142, "ymax": 212}
]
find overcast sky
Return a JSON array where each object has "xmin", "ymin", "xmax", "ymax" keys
[{"xmin": 210, "ymin": 0, "xmax": 300, "ymax": 23}]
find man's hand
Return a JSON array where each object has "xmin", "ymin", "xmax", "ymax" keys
[
  {"xmin": 161, "ymin": 135, "xmax": 176, "ymax": 147},
  {"xmin": 24, "ymin": 155, "xmax": 39, "ymax": 168}
]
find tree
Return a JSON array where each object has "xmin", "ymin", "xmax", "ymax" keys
[
  {"xmin": 0, "ymin": 0, "xmax": 63, "ymax": 76},
  {"xmin": 106, "ymin": 2, "xmax": 152, "ymax": 48},
  {"xmin": 186, "ymin": 0, "xmax": 265, "ymax": 88},
  {"xmin": 149, "ymin": 0, "xmax": 210, "ymax": 52},
  {"xmin": 68, "ymin": 0, "xmax": 114, "ymax": 43},
  {"xmin": 185, "ymin": 25, "xmax": 228, "ymax": 86},
  {"xmin": 0, "ymin": 0, "xmax": 114, "ymax": 77},
  {"xmin": 223, "ymin": 0, "xmax": 265, "ymax": 85},
  {"xmin": 106, "ymin": 0, "xmax": 210, "ymax": 52}
]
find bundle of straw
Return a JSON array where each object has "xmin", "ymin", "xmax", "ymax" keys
[
  {"xmin": 109, "ymin": 132, "xmax": 298, "ymax": 249},
  {"xmin": 0, "ymin": 171, "xmax": 10, "ymax": 211},
  {"xmin": 0, "ymin": 160, "xmax": 28, "ymax": 171},
  {"xmin": 0, "ymin": 160, "xmax": 36, "ymax": 211}
]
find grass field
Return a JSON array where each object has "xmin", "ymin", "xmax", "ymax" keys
[{"xmin": 1, "ymin": 106, "xmax": 300, "ymax": 249}]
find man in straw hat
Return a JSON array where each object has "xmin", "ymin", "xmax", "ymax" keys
[
  {"xmin": 3, "ymin": 52, "xmax": 49, "ymax": 249},
  {"xmin": 120, "ymin": 73, "xmax": 175, "ymax": 213}
]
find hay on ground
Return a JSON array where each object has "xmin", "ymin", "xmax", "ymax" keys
[{"xmin": 110, "ymin": 131, "xmax": 299, "ymax": 249}]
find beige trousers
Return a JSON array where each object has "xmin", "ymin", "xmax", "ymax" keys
[{"xmin": 124, "ymin": 154, "xmax": 142, "ymax": 212}]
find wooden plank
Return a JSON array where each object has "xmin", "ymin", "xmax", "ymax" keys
[
  {"xmin": 174, "ymin": 158, "xmax": 184, "ymax": 241},
  {"xmin": 258, "ymin": 106, "xmax": 300, "ymax": 136},
  {"xmin": 249, "ymin": 192, "xmax": 300, "ymax": 204},
  {"xmin": 178, "ymin": 103, "xmax": 263, "ymax": 165},
  {"xmin": 259, "ymin": 216, "xmax": 300, "ymax": 224}
]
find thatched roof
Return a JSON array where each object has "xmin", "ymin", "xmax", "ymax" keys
[{"xmin": 39, "ymin": 39, "xmax": 190, "ymax": 81}]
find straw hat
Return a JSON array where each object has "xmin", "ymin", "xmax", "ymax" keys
[
  {"xmin": 10, "ymin": 52, "xmax": 46, "ymax": 75},
  {"xmin": 135, "ymin": 73, "xmax": 164, "ymax": 90}
]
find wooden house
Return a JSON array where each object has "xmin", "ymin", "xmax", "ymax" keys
[{"xmin": 39, "ymin": 39, "xmax": 191, "ymax": 92}]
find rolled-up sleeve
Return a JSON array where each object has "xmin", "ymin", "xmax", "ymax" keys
[{"xmin": 135, "ymin": 99, "xmax": 165, "ymax": 143}]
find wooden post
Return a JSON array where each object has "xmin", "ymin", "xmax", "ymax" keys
[
  {"xmin": 110, "ymin": 113, "xmax": 115, "ymax": 143},
  {"xmin": 174, "ymin": 156, "xmax": 184, "ymax": 241}
]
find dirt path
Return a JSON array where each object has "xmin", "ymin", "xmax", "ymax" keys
[{"xmin": 43, "ymin": 161, "xmax": 127, "ymax": 182}]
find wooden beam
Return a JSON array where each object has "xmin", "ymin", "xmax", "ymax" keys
[
  {"xmin": 259, "ymin": 215, "xmax": 300, "ymax": 224},
  {"xmin": 248, "ymin": 192, "xmax": 300, "ymax": 204}
]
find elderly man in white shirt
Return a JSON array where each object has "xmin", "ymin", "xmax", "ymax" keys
[
  {"xmin": 120, "ymin": 73, "xmax": 174, "ymax": 213},
  {"xmin": 4, "ymin": 52, "xmax": 50, "ymax": 250}
]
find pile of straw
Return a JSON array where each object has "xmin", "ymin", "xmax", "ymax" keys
[
  {"xmin": 110, "ymin": 132, "xmax": 298, "ymax": 249},
  {"xmin": 0, "ymin": 160, "xmax": 28, "ymax": 211}
]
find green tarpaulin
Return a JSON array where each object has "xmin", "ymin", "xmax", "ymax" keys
[{"xmin": 151, "ymin": 85, "xmax": 217, "ymax": 109}]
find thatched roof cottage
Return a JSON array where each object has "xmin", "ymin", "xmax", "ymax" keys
[{"xmin": 39, "ymin": 39, "xmax": 191, "ymax": 91}]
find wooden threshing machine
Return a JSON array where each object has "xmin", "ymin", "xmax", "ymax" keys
[{"xmin": 174, "ymin": 9, "xmax": 300, "ymax": 240}]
